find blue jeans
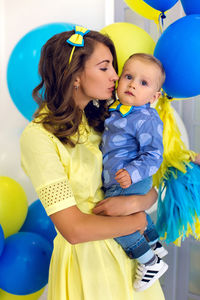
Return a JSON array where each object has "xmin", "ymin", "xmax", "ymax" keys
[{"xmin": 105, "ymin": 177, "xmax": 159, "ymax": 264}]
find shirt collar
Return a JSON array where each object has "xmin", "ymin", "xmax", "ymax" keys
[{"xmin": 109, "ymin": 100, "xmax": 150, "ymax": 117}]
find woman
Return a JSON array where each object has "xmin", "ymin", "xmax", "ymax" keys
[{"xmin": 20, "ymin": 26, "xmax": 165, "ymax": 300}]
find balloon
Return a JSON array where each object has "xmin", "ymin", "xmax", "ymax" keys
[
  {"xmin": 0, "ymin": 177, "xmax": 28, "ymax": 238},
  {"xmin": 0, "ymin": 232, "xmax": 52, "ymax": 295},
  {"xmin": 143, "ymin": 0, "xmax": 178, "ymax": 12},
  {"xmin": 0, "ymin": 287, "xmax": 45, "ymax": 300},
  {"xmin": 0, "ymin": 225, "xmax": 4, "ymax": 256},
  {"xmin": 20, "ymin": 199, "xmax": 57, "ymax": 245},
  {"xmin": 101, "ymin": 22, "xmax": 155, "ymax": 75},
  {"xmin": 154, "ymin": 14, "xmax": 200, "ymax": 98},
  {"xmin": 181, "ymin": 0, "xmax": 200, "ymax": 15},
  {"xmin": 7, "ymin": 22, "xmax": 75, "ymax": 121},
  {"xmin": 124, "ymin": 0, "xmax": 160, "ymax": 24}
]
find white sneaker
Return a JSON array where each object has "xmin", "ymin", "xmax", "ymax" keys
[
  {"xmin": 134, "ymin": 256, "xmax": 168, "ymax": 292},
  {"xmin": 153, "ymin": 242, "xmax": 168, "ymax": 259}
]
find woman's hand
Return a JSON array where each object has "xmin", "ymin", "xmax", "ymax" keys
[
  {"xmin": 93, "ymin": 196, "xmax": 134, "ymax": 216},
  {"xmin": 132, "ymin": 211, "xmax": 147, "ymax": 235},
  {"xmin": 93, "ymin": 188, "xmax": 157, "ymax": 216}
]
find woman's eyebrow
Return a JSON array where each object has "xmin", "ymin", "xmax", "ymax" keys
[{"xmin": 96, "ymin": 59, "xmax": 110, "ymax": 65}]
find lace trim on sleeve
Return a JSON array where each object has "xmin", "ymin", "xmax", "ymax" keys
[{"xmin": 37, "ymin": 179, "xmax": 74, "ymax": 209}]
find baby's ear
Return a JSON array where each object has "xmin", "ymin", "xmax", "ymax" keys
[{"xmin": 150, "ymin": 91, "xmax": 161, "ymax": 104}]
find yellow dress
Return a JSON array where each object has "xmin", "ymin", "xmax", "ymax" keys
[{"xmin": 20, "ymin": 114, "xmax": 165, "ymax": 300}]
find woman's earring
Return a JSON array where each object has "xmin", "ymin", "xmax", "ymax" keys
[
  {"xmin": 92, "ymin": 99, "xmax": 100, "ymax": 108},
  {"xmin": 74, "ymin": 85, "xmax": 79, "ymax": 90}
]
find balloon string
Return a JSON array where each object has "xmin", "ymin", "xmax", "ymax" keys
[{"xmin": 158, "ymin": 12, "xmax": 166, "ymax": 35}]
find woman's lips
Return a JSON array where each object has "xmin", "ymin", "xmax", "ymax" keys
[{"xmin": 108, "ymin": 86, "xmax": 115, "ymax": 91}]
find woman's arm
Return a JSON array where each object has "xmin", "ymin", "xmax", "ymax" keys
[
  {"xmin": 92, "ymin": 188, "xmax": 157, "ymax": 216},
  {"xmin": 50, "ymin": 205, "xmax": 147, "ymax": 244}
]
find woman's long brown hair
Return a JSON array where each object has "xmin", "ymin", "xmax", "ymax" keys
[{"xmin": 33, "ymin": 30, "xmax": 118, "ymax": 146}]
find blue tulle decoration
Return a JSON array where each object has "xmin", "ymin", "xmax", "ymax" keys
[{"xmin": 156, "ymin": 162, "xmax": 200, "ymax": 244}]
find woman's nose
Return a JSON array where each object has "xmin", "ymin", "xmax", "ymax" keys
[{"xmin": 111, "ymin": 68, "xmax": 119, "ymax": 81}]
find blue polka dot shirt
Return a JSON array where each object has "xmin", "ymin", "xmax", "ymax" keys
[{"xmin": 101, "ymin": 103, "xmax": 163, "ymax": 189}]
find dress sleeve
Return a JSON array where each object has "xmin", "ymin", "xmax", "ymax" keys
[{"xmin": 20, "ymin": 124, "xmax": 76, "ymax": 216}]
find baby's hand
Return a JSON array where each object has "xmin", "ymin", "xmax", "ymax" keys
[
  {"xmin": 115, "ymin": 169, "xmax": 132, "ymax": 189},
  {"xmin": 193, "ymin": 153, "xmax": 200, "ymax": 165}
]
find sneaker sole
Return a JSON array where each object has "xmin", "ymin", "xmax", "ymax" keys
[
  {"xmin": 154, "ymin": 248, "xmax": 168, "ymax": 259},
  {"xmin": 134, "ymin": 263, "xmax": 168, "ymax": 292}
]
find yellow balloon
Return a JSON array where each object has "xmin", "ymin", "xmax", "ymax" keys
[
  {"xmin": 125, "ymin": 0, "xmax": 160, "ymax": 24},
  {"xmin": 0, "ymin": 287, "xmax": 45, "ymax": 300},
  {"xmin": 101, "ymin": 22, "xmax": 155, "ymax": 76},
  {"xmin": 0, "ymin": 176, "xmax": 28, "ymax": 238}
]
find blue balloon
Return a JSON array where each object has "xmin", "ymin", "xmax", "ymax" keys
[
  {"xmin": 181, "ymin": 0, "xmax": 200, "ymax": 15},
  {"xmin": 0, "ymin": 232, "xmax": 53, "ymax": 295},
  {"xmin": 20, "ymin": 199, "xmax": 57, "ymax": 245},
  {"xmin": 154, "ymin": 14, "xmax": 200, "ymax": 98},
  {"xmin": 143, "ymin": 0, "xmax": 178, "ymax": 12},
  {"xmin": 7, "ymin": 22, "xmax": 75, "ymax": 121},
  {"xmin": 0, "ymin": 225, "xmax": 4, "ymax": 256}
]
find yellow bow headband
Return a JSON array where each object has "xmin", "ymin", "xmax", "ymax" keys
[{"xmin": 66, "ymin": 25, "xmax": 90, "ymax": 64}]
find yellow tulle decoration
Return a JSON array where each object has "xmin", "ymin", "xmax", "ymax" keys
[
  {"xmin": 186, "ymin": 217, "xmax": 200, "ymax": 240},
  {"xmin": 153, "ymin": 93, "xmax": 200, "ymax": 246},
  {"xmin": 153, "ymin": 93, "xmax": 196, "ymax": 188}
]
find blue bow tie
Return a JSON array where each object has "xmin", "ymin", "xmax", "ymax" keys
[
  {"xmin": 109, "ymin": 100, "xmax": 150, "ymax": 117},
  {"xmin": 109, "ymin": 100, "xmax": 133, "ymax": 117}
]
